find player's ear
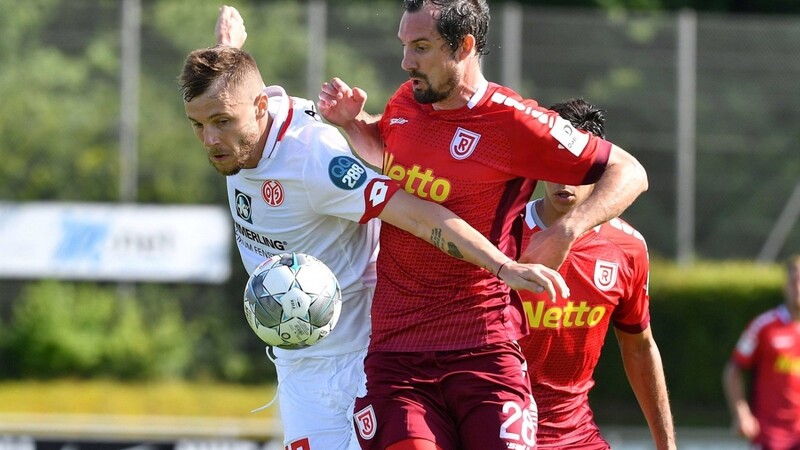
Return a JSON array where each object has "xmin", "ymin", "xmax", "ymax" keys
[
  {"xmin": 254, "ymin": 92, "xmax": 268, "ymax": 119},
  {"xmin": 458, "ymin": 34, "xmax": 476, "ymax": 60}
]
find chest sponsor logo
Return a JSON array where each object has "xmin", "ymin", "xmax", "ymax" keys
[
  {"xmin": 594, "ymin": 260, "xmax": 618, "ymax": 291},
  {"xmin": 523, "ymin": 300, "xmax": 607, "ymax": 329},
  {"xmin": 354, "ymin": 405, "xmax": 377, "ymax": 440},
  {"xmin": 234, "ymin": 222, "xmax": 287, "ymax": 251},
  {"xmin": 383, "ymin": 152, "xmax": 452, "ymax": 202},
  {"xmin": 234, "ymin": 189, "xmax": 253, "ymax": 224},
  {"xmin": 450, "ymin": 127, "xmax": 481, "ymax": 160},
  {"xmin": 774, "ymin": 353, "xmax": 800, "ymax": 376},
  {"xmin": 261, "ymin": 180, "xmax": 284, "ymax": 207},
  {"xmin": 329, "ymin": 156, "xmax": 367, "ymax": 190}
]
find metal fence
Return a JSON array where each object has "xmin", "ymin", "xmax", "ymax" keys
[
  {"xmin": 4, "ymin": 0, "xmax": 800, "ymax": 265},
  {"xmin": 323, "ymin": 3, "xmax": 800, "ymax": 264}
]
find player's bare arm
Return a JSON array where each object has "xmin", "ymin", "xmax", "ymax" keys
[
  {"xmin": 318, "ymin": 77, "xmax": 385, "ymax": 169},
  {"xmin": 615, "ymin": 327, "xmax": 676, "ymax": 450},
  {"xmin": 378, "ymin": 191, "xmax": 569, "ymax": 301},
  {"xmin": 722, "ymin": 361, "xmax": 761, "ymax": 440},
  {"xmin": 520, "ymin": 144, "xmax": 648, "ymax": 269},
  {"xmin": 215, "ymin": 5, "xmax": 247, "ymax": 48}
]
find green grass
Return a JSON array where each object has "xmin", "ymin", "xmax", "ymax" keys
[{"xmin": 0, "ymin": 379, "xmax": 278, "ymax": 418}]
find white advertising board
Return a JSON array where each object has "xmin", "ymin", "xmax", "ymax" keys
[{"xmin": 0, "ymin": 202, "xmax": 231, "ymax": 283}]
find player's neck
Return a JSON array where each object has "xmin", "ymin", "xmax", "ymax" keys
[
  {"xmin": 432, "ymin": 71, "xmax": 487, "ymax": 111},
  {"xmin": 535, "ymin": 199, "xmax": 563, "ymax": 228}
]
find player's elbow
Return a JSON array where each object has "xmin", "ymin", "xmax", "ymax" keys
[{"xmin": 614, "ymin": 145, "xmax": 649, "ymax": 194}]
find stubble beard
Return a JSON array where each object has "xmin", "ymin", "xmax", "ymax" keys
[
  {"xmin": 211, "ymin": 127, "xmax": 261, "ymax": 177},
  {"xmin": 411, "ymin": 70, "xmax": 457, "ymax": 105}
]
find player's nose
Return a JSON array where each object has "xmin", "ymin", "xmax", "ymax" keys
[
  {"xmin": 401, "ymin": 47, "xmax": 417, "ymax": 72},
  {"xmin": 202, "ymin": 128, "xmax": 221, "ymax": 147}
]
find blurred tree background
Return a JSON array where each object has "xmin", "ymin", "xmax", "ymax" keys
[{"xmin": 0, "ymin": 0, "xmax": 797, "ymax": 428}]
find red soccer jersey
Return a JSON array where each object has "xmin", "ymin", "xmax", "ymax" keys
[
  {"xmin": 518, "ymin": 200, "xmax": 651, "ymax": 447},
  {"xmin": 370, "ymin": 80, "xmax": 611, "ymax": 352},
  {"xmin": 731, "ymin": 305, "xmax": 800, "ymax": 450}
]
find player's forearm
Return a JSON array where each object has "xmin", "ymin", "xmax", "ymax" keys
[
  {"xmin": 722, "ymin": 362, "xmax": 752, "ymax": 420},
  {"xmin": 343, "ymin": 113, "xmax": 384, "ymax": 170},
  {"xmin": 557, "ymin": 145, "xmax": 648, "ymax": 239},
  {"xmin": 382, "ymin": 196, "xmax": 507, "ymax": 274},
  {"xmin": 617, "ymin": 330, "xmax": 676, "ymax": 450}
]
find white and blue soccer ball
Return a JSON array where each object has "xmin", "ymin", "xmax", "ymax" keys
[{"xmin": 243, "ymin": 252, "xmax": 342, "ymax": 350}]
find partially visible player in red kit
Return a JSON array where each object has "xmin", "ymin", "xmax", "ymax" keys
[
  {"xmin": 518, "ymin": 98, "xmax": 676, "ymax": 450},
  {"xmin": 723, "ymin": 254, "xmax": 800, "ymax": 450}
]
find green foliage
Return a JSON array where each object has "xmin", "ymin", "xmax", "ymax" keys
[
  {"xmin": 592, "ymin": 259, "xmax": 784, "ymax": 426},
  {"xmin": 2, "ymin": 281, "xmax": 196, "ymax": 380}
]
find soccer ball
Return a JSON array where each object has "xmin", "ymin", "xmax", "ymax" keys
[{"xmin": 243, "ymin": 252, "xmax": 342, "ymax": 350}]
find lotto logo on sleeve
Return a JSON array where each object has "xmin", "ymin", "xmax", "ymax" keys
[{"xmin": 329, "ymin": 156, "xmax": 367, "ymax": 190}]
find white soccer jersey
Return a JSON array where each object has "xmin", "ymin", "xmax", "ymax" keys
[{"xmin": 227, "ymin": 85, "xmax": 399, "ymax": 360}]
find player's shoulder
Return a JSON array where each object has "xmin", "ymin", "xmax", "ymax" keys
[
  {"xmin": 483, "ymin": 83, "xmax": 546, "ymax": 116},
  {"xmin": 747, "ymin": 305, "xmax": 788, "ymax": 332},
  {"xmin": 282, "ymin": 98, "xmax": 349, "ymax": 151},
  {"xmin": 597, "ymin": 217, "xmax": 648, "ymax": 253}
]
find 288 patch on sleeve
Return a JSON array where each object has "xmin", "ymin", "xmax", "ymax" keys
[{"xmin": 329, "ymin": 156, "xmax": 368, "ymax": 190}]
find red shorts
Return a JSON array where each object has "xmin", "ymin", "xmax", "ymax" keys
[{"xmin": 352, "ymin": 341, "xmax": 537, "ymax": 450}]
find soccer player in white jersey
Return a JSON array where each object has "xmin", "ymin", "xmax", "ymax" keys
[{"xmin": 177, "ymin": 7, "xmax": 566, "ymax": 450}]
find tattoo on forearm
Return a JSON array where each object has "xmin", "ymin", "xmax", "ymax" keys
[
  {"xmin": 447, "ymin": 243, "xmax": 463, "ymax": 259},
  {"xmin": 431, "ymin": 228, "xmax": 445, "ymax": 251},
  {"xmin": 430, "ymin": 228, "xmax": 464, "ymax": 259}
]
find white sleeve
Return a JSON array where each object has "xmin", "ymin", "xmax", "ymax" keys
[{"xmin": 300, "ymin": 125, "xmax": 391, "ymax": 222}]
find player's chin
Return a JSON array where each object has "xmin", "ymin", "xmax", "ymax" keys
[{"xmin": 210, "ymin": 159, "xmax": 241, "ymax": 176}]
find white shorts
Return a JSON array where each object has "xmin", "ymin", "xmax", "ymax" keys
[{"xmin": 273, "ymin": 347, "xmax": 368, "ymax": 450}]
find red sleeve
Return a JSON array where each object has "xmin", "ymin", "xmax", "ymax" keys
[
  {"xmin": 513, "ymin": 108, "xmax": 610, "ymax": 184},
  {"xmin": 497, "ymin": 94, "xmax": 611, "ymax": 185},
  {"xmin": 359, "ymin": 178, "xmax": 401, "ymax": 224}
]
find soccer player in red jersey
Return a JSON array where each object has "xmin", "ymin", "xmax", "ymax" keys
[
  {"xmin": 518, "ymin": 98, "xmax": 675, "ymax": 450},
  {"xmin": 723, "ymin": 254, "xmax": 800, "ymax": 450},
  {"xmin": 319, "ymin": 1, "xmax": 648, "ymax": 449}
]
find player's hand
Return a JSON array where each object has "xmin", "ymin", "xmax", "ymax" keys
[
  {"xmin": 498, "ymin": 261, "xmax": 569, "ymax": 302},
  {"xmin": 733, "ymin": 412, "xmax": 760, "ymax": 441},
  {"xmin": 216, "ymin": 5, "xmax": 247, "ymax": 49},
  {"xmin": 519, "ymin": 221, "xmax": 577, "ymax": 270},
  {"xmin": 318, "ymin": 77, "xmax": 368, "ymax": 128}
]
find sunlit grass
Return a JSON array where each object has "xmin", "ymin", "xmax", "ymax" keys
[{"xmin": 0, "ymin": 379, "xmax": 278, "ymax": 419}]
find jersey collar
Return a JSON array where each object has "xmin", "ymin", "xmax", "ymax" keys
[
  {"xmin": 524, "ymin": 199, "xmax": 547, "ymax": 230},
  {"xmin": 262, "ymin": 85, "xmax": 294, "ymax": 159},
  {"xmin": 466, "ymin": 79, "xmax": 489, "ymax": 110}
]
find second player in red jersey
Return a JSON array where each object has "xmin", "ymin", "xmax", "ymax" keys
[{"xmin": 519, "ymin": 99, "xmax": 675, "ymax": 450}]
